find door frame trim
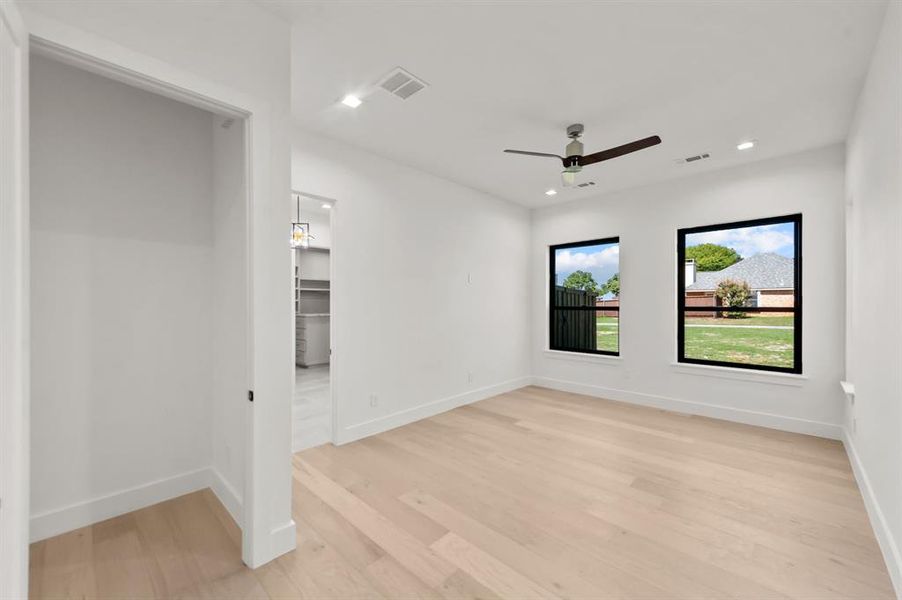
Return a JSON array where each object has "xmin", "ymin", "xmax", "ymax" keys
[
  {"xmin": 23, "ymin": 9, "xmax": 295, "ymax": 568},
  {"xmin": 0, "ymin": 2, "xmax": 30, "ymax": 597}
]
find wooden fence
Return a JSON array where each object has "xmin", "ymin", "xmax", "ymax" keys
[
  {"xmin": 595, "ymin": 298, "xmax": 619, "ymax": 317},
  {"xmin": 552, "ymin": 286, "xmax": 596, "ymax": 351},
  {"xmin": 685, "ymin": 292, "xmax": 718, "ymax": 318}
]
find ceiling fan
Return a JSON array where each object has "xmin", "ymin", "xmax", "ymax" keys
[{"xmin": 504, "ymin": 124, "xmax": 661, "ymax": 187}]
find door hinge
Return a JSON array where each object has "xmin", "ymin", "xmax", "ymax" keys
[{"xmin": 248, "ymin": 390, "xmax": 254, "ymax": 403}]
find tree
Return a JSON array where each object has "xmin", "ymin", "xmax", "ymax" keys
[
  {"xmin": 686, "ymin": 243, "xmax": 741, "ymax": 272},
  {"xmin": 562, "ymin": 270, "xmax": 598, "ymax": 294},
  {"xmin": 599, "ymin": 273, "xmax": 620, "ymax": 297},
  {"xmin": 715, "ymin": 278, "xmax": 751, "ymax": 318}
]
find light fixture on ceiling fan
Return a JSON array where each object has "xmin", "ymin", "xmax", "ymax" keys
[{"xmin": 504, "ymin": 124, "xmax": 662, "ymax": 187}]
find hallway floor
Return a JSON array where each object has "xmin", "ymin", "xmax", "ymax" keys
[{"xmin": 293, "ymin": 364, "xmax": 330, "ymax": 452}]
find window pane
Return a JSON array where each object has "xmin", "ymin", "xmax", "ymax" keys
[
  {"xmin": 681, "ymin": 216, "xmax": 799, "ymax": 371},
  {"xmin": 549, "ymin": 309, "xmax": 620, "ymax": 354},
  {"xmin": 684, "ymin": 221, "xmax": 795, "ymax": 307},
  {"xmin": 552, "ymin": 309, "xmax": 597, "ymax": 352},
  {"xmin": 554, "ymin": 240, "xmax": 619, "ymax": 304},
  {"xmin": 551, "ymin": 238, "xmax": 620, "ymax": 355},
  {"xmin": 683, "ymin": 311, "xmax": 795, "ymax": 369}
]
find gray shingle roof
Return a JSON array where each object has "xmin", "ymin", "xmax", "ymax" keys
[{"xmin": 687, "ymin": 253, "xmax": 794, "ymax": 291}]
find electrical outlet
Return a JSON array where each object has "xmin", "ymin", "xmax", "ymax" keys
[
  {"xmin": 369, "ymin": 394, "xmax": 378, "ymax": 408},
  {"xmin": 467, "ymin": 371, "xmax": 474, "ymax": 384},
  {"xmin": 467, "ymin": 272, "xmax": 473, "ymax": 285},
  {"xmin": 852, "ymin": 418, "xmax": 857, "ymax": 433}
]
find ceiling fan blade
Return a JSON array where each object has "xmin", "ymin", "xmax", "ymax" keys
[
  {"xmin": 578, "ymin": 135, "xmax": 661, "ymax": 167},
  {"xmin": 504, "ymin": 149, "xmax": 566, "ymax": 165}
]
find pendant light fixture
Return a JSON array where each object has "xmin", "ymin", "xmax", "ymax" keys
[{"xmin": 290, "ymin": 194, "xmax": 309, "ymax": 249}]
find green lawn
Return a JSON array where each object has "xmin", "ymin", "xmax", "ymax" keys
[
  {"xmin": 684, "ymin": 321, "xmax": 794, "ymax": 367},
  {"xmin": 593, "ymin": 315, "xmax": 794, "ymax": 366},
  {"xmin": 596, "ymin": 316, "xmax": 619, "ymax": 353}
]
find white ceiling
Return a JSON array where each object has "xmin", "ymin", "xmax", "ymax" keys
[
  {"xmin": 280, "ymin": 1, "xmax": 887, "ymax": 208},
  {"xmin": 292, "ymin": 192, "xmax": 332, "ymax": 216}
]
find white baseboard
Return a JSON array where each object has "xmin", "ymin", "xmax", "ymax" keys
[
  {"xmin": 531, "ymin": 376, "xmax": 844, "ymax": 440},
  {"xmin": 30, "ymin": 467, "xmax": 244, "ymax": 543},
  {"xmin": 843, "ymin": 429, "xmax": 902, "ymax": 597},
  {"xmin": 336, "ymin": 376, "xmax": 533, "ymax": 445},
  {"xmin": 241, "ymin": 519, "xmax": 297, "ymax": 568},
  {"xmin": 269, "ymin": 519, "xmax": 297, "ymax": 562},
  {"xmin": 208, "ymin": 468, "xmax": 243, "ymax": 529},
  {"xmin": 30, "ymin": 467, "xmax": 209, "ymax": 542}
]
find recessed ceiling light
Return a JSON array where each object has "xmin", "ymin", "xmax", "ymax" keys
[
  {"xmin": 321, "ymin": 203, "xmax": 332, "ymax": 209},
  {"xmin": 341, "ymin": 94, "xmax": 362, "ymax": 108},
  {"xmin": 736, "ymin": 140, "xmax": 756, "ymax": 151},
  {"xmin": 545, "ymin": 189, "xmax": 557, "ymax": 196}
]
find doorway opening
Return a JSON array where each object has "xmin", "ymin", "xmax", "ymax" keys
[
  {"xmin": 28, "ymin": 51, "xmax": 252, "ymax": 555},
  {"xmin": 291, "ymin": 191, "xmax": 334, "ymax": 451}
]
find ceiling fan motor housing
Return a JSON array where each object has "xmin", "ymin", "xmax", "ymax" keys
[
  {"xmin": 565, "ymin": 139, "xmax": 584, "ymax": 161},
  {"xmin": 565, "ymin": 123, "xmax": 585, "ymax": 166}
]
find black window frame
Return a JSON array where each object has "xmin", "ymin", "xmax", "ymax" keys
[
  {"xmin": 677, "ymin": 214, "xmax": 802, "ymax": 374},
  {"xmin": 549, "ymin": 236, "xmax": 620, "ymax": 356}
]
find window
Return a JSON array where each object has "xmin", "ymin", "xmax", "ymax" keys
[
  {"xmin": 677, "ymin": 214, "xmax": 801, "ymax": 373},
  {"xmin": 549, "ymin": 237, "xmax": 620, "ymax": 356}
]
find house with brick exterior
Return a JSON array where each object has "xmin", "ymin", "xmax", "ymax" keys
[{"xmin": 685, "ymin": 253, "xmax": 795, "ymax": 316}]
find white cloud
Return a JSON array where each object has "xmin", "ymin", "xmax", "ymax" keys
[
  {"xmin": 556, "ymin": 245, "xmax": 620, "ymax": 271},
  {"xmin": 687, "ymin": 224, "xmax": 793, "ymax": 257}
]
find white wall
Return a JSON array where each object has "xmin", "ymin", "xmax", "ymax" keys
[
  {"xmin": 844, "ymin": 1, "xmax": 902, "ymax": 591},
  {"xmin": 302, "ymin": 210, "xmax": 332, "ymax": 249},
  {"xmin": 532, "ymin": 145, "xmax": 847, "ymax": 436},
  {"xmin": 30, "ymin": 56, "xmax": 215, "ymax": 531},
  {"xmin": 292, "ymin": 129, "xmax": 532, "ymax": 442},
  {"xmin": 22, "ymin": 0, "xmax": 294, "ymax": 565}
]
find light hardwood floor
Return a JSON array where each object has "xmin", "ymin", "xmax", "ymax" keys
[{"xmin": 29, "ymin": 386, "xmax": 894, "ymax": 599}]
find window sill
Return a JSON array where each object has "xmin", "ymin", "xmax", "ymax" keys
[
  {"xmin": 670, "ymin": 362, "xmax": 807, "ymax": 386},
  {"xmin": 544, "ymin": 350, "xmax": 622, "ymax": 365}
]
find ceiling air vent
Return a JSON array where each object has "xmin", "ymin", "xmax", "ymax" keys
[
  {"xmin": 379, "ymin": 67, "xmax": 428, "ymax": 100},
  {"xmin": 675, "ymin": 152, "xmax": 711, "ymax": 165}
]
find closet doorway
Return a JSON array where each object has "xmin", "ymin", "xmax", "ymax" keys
[
  {"xmin": 291, "ymin": 192, "xmax": 334, "ymax": 451},
  {"xmin": 26, "ymin": 44, "xmax": 262, "ymax": 566}
]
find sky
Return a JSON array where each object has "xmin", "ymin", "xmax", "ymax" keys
[
  {"xmin": 686, "ymin": 222, "xmax": 795, "ymax": 259},
  {"xmin": 554, "ymin": 223, "xmax": 794, "ymax": 289},
  {"xmin": 554, "ymin": 242, "xmax": 619, "ymax": 287},
  {"xmin": 554, "ymin": 223, "xmax": 795, "ymax": 285}
]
